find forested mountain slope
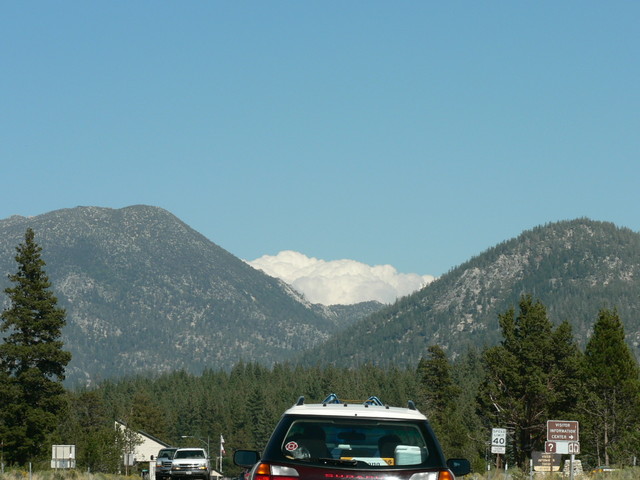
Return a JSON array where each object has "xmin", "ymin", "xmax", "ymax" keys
[
  {"xmin": 303, "ymin": 219, "xmax": 640, "ymax": 366},
  {"xmin": 2, "ymin": 209, "xmax": 638, "ymax": 385},
  {"xmin": 0, "ymin": 206, "xmax": 382, "ymax": 385}
]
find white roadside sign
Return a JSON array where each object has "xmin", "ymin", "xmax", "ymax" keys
[
  {"xmin": 546, "ymin": 441, "xmax": 580, "ymax": 455},
  {"xmin": 491, "ymin": 428, "xmax": 507, "ymax": 454}
]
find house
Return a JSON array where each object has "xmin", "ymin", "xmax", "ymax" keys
[
  {"xmin": 115, "ymin": 420, "xmax": 171, "ymax": 463},
  {"xmin": 114, "ymin": 421, "xmax": 223, "ymax": 478}
]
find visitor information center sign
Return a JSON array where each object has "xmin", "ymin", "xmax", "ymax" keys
[{"xmin": 545, "ymin": 420, "xmax": 580, "ymax": 454}]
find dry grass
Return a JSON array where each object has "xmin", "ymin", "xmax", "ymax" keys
[
  {"xmin": 2, "ymin": 468, "xmax": 639, "ymax": 480},
  {"xmin": 0, "ymin": 471, "xmax": 138, "ymax": 480},
  {"xmin": 466, "ymin": 468, "xmax": 640, "ymax": 480}
]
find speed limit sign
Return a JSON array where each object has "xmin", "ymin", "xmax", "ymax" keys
[{"xmin": 492, "ymin": 428, "xmax": 506, "ymax": 454}]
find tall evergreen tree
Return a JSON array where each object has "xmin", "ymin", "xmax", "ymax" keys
[
  {"xmin": 0, "ymin": 228, "xmax": 72, "ymax": 464},
  {"xmin": 58, "ymin": 391, "xmax": 123, "ymax": 473},
  {"xmin": 128, "ymin": 389, "xmax": 170, "ymax": 440},
  {"xmin": 416, "ymin": 345, "xmax": 468, "ymax": 457},
  {"xmin": 581, "ymin": 308, "xmax": 640, "ymax": 466},
  {"xmin": 451, "ymin": 347, "xmax": 489, "ymax": 469},
  {"xmin": 476, "ymin": 295, "xmax": 582, "ymax": 468}
]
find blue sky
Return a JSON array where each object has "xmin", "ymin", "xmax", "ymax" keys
[{"xmin": 2, "ymin": 1, "xmax": 639, "ymax": 277}]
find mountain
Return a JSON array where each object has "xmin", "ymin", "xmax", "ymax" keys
[
  {"xmin": 0, "ymin": 206, "xmax": 382, "ymax": 385},
  {"xmin": 300, "ymin": 219, "xmax": 640, "ymax": 367},
  {"xmin": 2, "ymin": 208, "xmax": 639, "ymax": 385}
]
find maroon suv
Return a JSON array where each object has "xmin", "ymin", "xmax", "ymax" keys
[{"xmin": 234, "ymin": 395, "xmax": 470, "ymax": 480}]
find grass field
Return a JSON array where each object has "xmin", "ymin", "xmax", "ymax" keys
[
  {"xmin": 470, "ymin": 467, "xmax": 640, "ymax": 480},
  {"xmin": 0, "ymin": 472, "xmax": 137, "ymax": 480}
]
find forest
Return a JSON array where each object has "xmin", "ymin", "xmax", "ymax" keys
[
  {"xmin": 39, "ymin": 297, "xmax": 638, "ymax": 477},
  {"xmin": 2, "ymin": 230, "xmax": 640, "ymax": 477}
]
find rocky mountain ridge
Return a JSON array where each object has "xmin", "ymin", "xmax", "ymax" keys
[
  {"xmin": 2, "ymin": 207, "xmax": 639, "ymax": 384},
  {"xmin": 300, "ymin": 219, "xmax": 640, "ymax": 366},
  {"xmin": 0, "ymin": 206, "xmax": 382, "ymax": 385}
]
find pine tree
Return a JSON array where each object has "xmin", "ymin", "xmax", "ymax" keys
[
  {"xmin": 476, "ymin": 295, "xmax": 582, "ymax": 468},
  {"xmin": 0, "ymin": 228, "xmax": 72, "ymax": 464},
  {"xmin": 416, "ymin": 345, "xmax": 467, "ymax": 457},
  {"xmin": 581, "ymin": 308, "xmax": 640, "ymax": 466},
  {"xmin": 128, "ymin": 389, "xmax": 170, "ymax": 440},
  {"xmin": 451, "ymin": 347, "xmax": 488, "ymax": 468},
  {"xmin": 417, "ymin": 346, "xmax": 459, "ymax": 414},
  {"xmin": 58, "ymin": 390, "xmax": 123, "ymax": 473}
]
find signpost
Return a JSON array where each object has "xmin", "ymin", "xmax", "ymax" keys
[
  {"xmin": 490, "ymin": 427, "xmax": 507, "ymax": 470},
  {"xmin": 547, "ymin": 421, "xmax": 579, "ymax": 480},
  {"xmin": 532, "ymin": 451, "xmax": 561, "ymax": 472},
  {"xmin": 547, "ymin": 421, "xmax": 579, "ymax": 441},
  {"xmin": 545, "ymin": 441, "xmax": 580, "ymax": 454},
  {"xmin": 491, "ymin": 428, "xmax": 506, "ymax": 454},
  {"xmin": 51, "ymin": 445, "xmax": 76, "ymax": 469}
]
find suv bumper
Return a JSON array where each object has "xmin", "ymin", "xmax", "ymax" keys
[
  {"xmin": 156, "ymin": 470, "xmax": 171, "ymax": 480},
  {"xmin": 170, "ymin": 470, "xmax": 210, "ymax": 480}
]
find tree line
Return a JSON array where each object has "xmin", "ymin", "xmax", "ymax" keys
[{"xmin": 1, "ymin": 229, "xmax": 639, "ymax": 474}]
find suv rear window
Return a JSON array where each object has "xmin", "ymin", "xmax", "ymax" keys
[{"xmin": 279, "ymin": 419, "xmax": 438, "ymax": 468}]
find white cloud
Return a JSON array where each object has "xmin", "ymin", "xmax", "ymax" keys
[{"xmin": 247, "ymin": 250, "xmax": 435, "ymax": 306}]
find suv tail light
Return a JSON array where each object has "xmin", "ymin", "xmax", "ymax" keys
[
  {"xmin": 253, "ymin": 463, "xmax": 299, "ymax": 480},
  {"xmin": 409, "ymin": 472, "xmax": 455, "ymax": 480}
]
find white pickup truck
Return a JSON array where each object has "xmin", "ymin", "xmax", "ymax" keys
[{"xmin": 170, "ymin": 448, "xmax": 211, "ymax": 480}]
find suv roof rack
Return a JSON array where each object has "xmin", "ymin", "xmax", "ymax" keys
[
  {"xmin": 321, "ymin": 393, "xmax": 385, "ymax": 407},
  {"xmin": 295, "ymin": 394, "xmax": 418, "ymax": 411}
]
